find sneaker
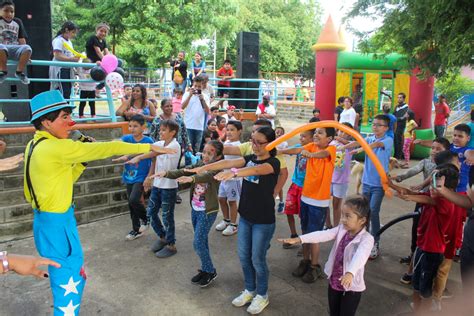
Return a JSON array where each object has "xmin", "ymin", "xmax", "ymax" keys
[
  {"xmin": 292, "ymin": 259, "xmax": 310, "ymax": 277},
  {"xmin": 222, "ymin": 224, "xmax": 238, "ymax": 236},
  {"xmin": 139, "ymin": 219, "xmax": 149, "ymax": 233},
  {"xmin": 283, "ymin": 235, "xmax": 298, "ymax": 249},
  {"xmin": 369, "ymin": 243, "xmax": 380, "ymax": 260},
  {"xmin": 430, "ymin": 299, "xmax": 442, "ymax": 312},
  {"xmin": 176, "ymin": 194, "xmax": 182, "ymax": 204},
  {"xmin": 151, "ymin": 238, "xmax": 167, "ymax": 253},
  {"xmin": 15, "ymin": 72, "xmax": 30, "ymax": 84},
  {"xmin": 400, "ymin": 273, "xmax": 412, "ymax": 285},
  {"xmin": 302, "ymin": 264, "xmax": 323, "ymax": 283},
  {"xmin": 155, "ymin": 244, "xmax": 177, "ymax": 258},
  {"xmin": 125, "ymin": 230, "xmax": 143, "ymax": 240},
  {"xmin": 215, "ymin": 219, "xmax": 230, "ymax": 231},
  {"xmin": 191, "ymin": 270, "xmax": 207, "ymax": 284},
  {"xmin": 247, "ymin": 295, "xmax": 269, "ymax": 314},
  {"xmin": 0, "ymin": 71, "xmax": 7, "ymax": 84},
  {"xmin": 442, "ymin": 288, "xmax": 453, "ymax": 299},
  {"xmin": 277, "ymin": 202, "xmax": 285, "ymax": 214},
  {"xmin": 232, "ymin": 289, "xmax": 256, "ymax": 307},
  {"xmin": 399, "ymin": 255, "xmax": 412, "ymax": 265},
  {"xmin": 199, "ymin": 271, "xmax": 217, "ymax": 288}
]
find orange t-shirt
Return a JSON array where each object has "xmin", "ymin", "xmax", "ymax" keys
[{"xmin": 301, "ymin": 143, "xmax": 336, "ymax": 204}]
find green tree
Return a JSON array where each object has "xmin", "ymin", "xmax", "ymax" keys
[
  {"xmin": 346, "ymin": 0, "xmax": 474, "ymax": 78},
  {"xmin": 435, "ymin": 71, "xmax": 474, "ymax": 103}
]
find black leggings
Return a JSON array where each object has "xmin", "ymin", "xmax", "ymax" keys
[
  {"xmin": 79, "ymin": 90, "xmax": 96, "ymax": 116},
  {"xmin": 59, "ymin": 68, "xmax": 72, "ymax": 100},
  {"xmin": 328, "ymin": 285, "xmax": 362, "ymax": 316},
  {"xmin": 126, "ymin": 183, "xmax": 148, "ymax": 232}
]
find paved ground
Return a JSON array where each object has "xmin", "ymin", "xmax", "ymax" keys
[{"xmin": 0, "ymin": 119, "xmax": 465, "ymax": 316}]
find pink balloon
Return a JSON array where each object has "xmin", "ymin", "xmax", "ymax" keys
[{"xmin": 101, "ymin": 54, "xmax": 118, "ymax": 74}]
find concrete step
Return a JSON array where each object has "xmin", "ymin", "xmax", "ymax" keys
[
  {"xmin": 0, "ymin": 202, "xmax": 129, "ymax": 242},
  {"xmin": 0, "ymin": 175, "xmax": 126, "ymax": 207},
  {"xmin": 0, "ymin": 189, "xmax": 128, "ymax": 224},
  {"xmin": 0, "ymin": 163, "xmax": 124, "ymax": 191}
]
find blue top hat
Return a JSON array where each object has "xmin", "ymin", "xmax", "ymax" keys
[{"xmin": 30, "ymin": 90, "xmax": 75, "ymax": 123}]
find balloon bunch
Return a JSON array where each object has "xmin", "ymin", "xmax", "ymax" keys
[{"xmin": 89, "ymin": 54, "xmax": 125, "ymax": 90}]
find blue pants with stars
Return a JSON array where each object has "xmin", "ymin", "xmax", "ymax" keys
[
  {"xmin": 191, "ymin": 209, "xmax": 217, "ymax": 273},
  {"xmin": 33, "ymin": 205, "xmax": 86, "ymax": 316}
]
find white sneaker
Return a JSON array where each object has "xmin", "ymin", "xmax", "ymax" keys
[
  {"xmin": 369, "ymin": 243, "xmax": 379, "ymax": 260},
  {"xmin": 232, "ymin": 289, "xmax": 255, "ymax": 307},
  {"xmin": 139, "ymin": 223, "xmax": 149, "ymax": 233},
  {"xmin": 216, "ymin": 220, "xmax": 230, "ymax": 231},
  {"xmin": 222, "ymin": 224, "xmax": 238, "ymax": 236},
  {"xmin": 247, "ymin": 295, "xmax": 269, "ymax": 314},
  {"xmin": 430, "ymin": 299, "xmax": 442, "ymax": 312},
  {"xmin": 125, "ymin": 230, "xmax": 143, "ymax": 240}
]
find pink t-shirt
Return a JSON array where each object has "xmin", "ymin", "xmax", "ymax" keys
[{"xmin": 172, "ymin": 97, "xmax": 182, "ymax": 113}]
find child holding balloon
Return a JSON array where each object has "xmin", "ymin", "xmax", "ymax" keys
[{"xmin": 85, "ymin": 23, "xmax": 110, "ymax": 63}]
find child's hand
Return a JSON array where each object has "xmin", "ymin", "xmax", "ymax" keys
[
  {"xmin": 277, "ymin": 237, "xmax": 302, "ymax": 245},
  {"xmin": 151, "ymin": 144, "xmax": 177, "ymax": 154},
  {"xmin": 177, "ymin": 176, "xmax": 194, "ymax": 183},
  {"xmin": 214, "ymin": 171, "xmax": 234, "ymax": 181},
  {"xmin": 184, "ymin": 166, "xmax": 206, "ymax": 174},
  {"xmin": 339, "ymin": 272, "xmax": 353, "ymax": 290},
  {"xmin": 349, "ymin": 148, "xmax": 361, "ymax": 156},
  {"xmin": 395, "ymin": 191, "xmax": 410, "ymax": 201},
  {"xmin": 143, "ymin": 177, "xmax": 152, "ymax": 192},
  {"xmin": 125, "ymin": 156, "xmax": 140, "ymax": 165},
  {"xmin": 149, "ymin": 171, "xmax": 166, "ymax": 179},
  {"xmin": 301, "ymin": 150, "xmax": 313, "ymax": 158},
  {"xmin": 0, "ymin": 153, "xmax": 24, "ymax": 171},
  {"xmin": 112, "ymin": 155, "xmax": 129, "ymax": 163},
  {"xmin": 409, "ymin": 184, "xmax": 423, "ymax": 192}
]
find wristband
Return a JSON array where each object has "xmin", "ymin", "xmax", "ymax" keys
[
  {"xmin": 0, "ymin": 251, "xmax": 9, "ymax": 273},
  {"xmin": 230, "ymin": 168, "xmax": 239, "ymax": 178}
]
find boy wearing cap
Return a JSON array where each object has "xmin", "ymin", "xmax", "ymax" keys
[
  {"xmin": 0, "ymin": 0, "xmax": 32, "ymax": 84},
  {"xmin": 25, "ymin": 90, "xmax": 175, "ymax": 315},
  {"xmin": 222, "ymin": 105, "xmax": 238, "ymax": 122}
]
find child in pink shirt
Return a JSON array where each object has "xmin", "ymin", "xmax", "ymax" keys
[
  {"xmin": 172, "ymin": 88, "xmax": 184, "ymax": 113},
  {"xmin": 279, "ymin": 195, "xmax": 373, "ymax": 316}
]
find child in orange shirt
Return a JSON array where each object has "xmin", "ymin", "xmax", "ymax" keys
[{"xmin": 278, "ymin": 127, "xmax": 336, "ymax": 283}]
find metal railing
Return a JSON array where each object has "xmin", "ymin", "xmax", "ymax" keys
[
  {"xmin": 0, "ymin": 59, "xmax": 119, "ymax": 126},
  {"xmin": 448, "ymin": 95, "xmax": 470, "ymax": 126}
]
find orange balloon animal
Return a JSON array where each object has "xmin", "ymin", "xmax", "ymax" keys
[{"xmin": 265, "ymin": 120, "xmax": 392, "ymax": 197}]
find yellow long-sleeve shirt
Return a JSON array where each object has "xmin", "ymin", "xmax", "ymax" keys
[{"xmin": 24, "ymin": 130, "xmax": 151, "ymax": 213}]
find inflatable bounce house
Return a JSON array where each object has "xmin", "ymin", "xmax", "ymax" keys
[{"xmin": 313, "ymin": 16, "xmax": 435, "ymax": 158}]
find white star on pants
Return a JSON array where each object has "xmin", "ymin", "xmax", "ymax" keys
[
  {"xmin": 58, "ymin": 300, "xmax": 79, "ymax": 316},
  {"xmin": 59, "ymin": 276, "xmax": 81, "ymax": 296}
]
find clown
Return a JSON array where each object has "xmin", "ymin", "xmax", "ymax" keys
[{"xmin": 24, "ymin": 90, "xmax": 175, "ymax": 315}]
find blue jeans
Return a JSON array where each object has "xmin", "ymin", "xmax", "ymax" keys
[
  {"xmin": 171, "ymin": 80, "xmax": 187, "ymax": 96},
  {"xmin": 147, "ymin": 187, "xmax": 177, "ymax": 244},
  {"xmin": 238, "ymin": 216, "xmax": 276, "ymax": 296},
  {"xmin": 192, "ymin": 209, "xmax": 217, "ymax": 273},
  {"xmin": 362, "ymin": 184, "xmax": 385, "ymax": 243},
  {"xmin": 187, "ymin": 128, "xmax": 203, "ymax": 154}
]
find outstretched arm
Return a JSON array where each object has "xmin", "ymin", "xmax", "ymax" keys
[
  {"xmin": 215, "ymin": 161, "xmax": 276, "ymax": 181},
  {"xmin": 185, "ymin": 157, "xmax": 246, "ymax": 174}
]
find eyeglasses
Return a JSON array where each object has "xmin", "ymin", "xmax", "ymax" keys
[
  {"xmin": 372, "ymin": 123, "xmax": 388, "ymax": 127},
  {"xmin": 251, "ymin": 138, "xmax": 269, "ymax": 146}
]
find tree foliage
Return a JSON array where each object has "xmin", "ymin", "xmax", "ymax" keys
[
  {"xmin": 52, "ymin": 0, "xmax": 322, "ymax": 77},
  {"xmin": 346, "ymin": 0, "xmax": 474, "ymax": 78},
  {"xmin": 435, "ymin": 71, "xmax": 474, "ymax": 103}
]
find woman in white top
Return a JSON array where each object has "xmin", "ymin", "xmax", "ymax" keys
[
  {"xmin": 49, "ymin": 21, "xmax": 80, "ymax": 99},
  {"xmin": 339, "ymin": 97, "xmax": 358, "ymax": 129}
]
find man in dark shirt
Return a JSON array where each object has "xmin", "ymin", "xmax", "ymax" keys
[
  {"xmin": 393, "ymin": 92, "xmax": 411, "ymax": 159},
  {"xmin": 0, "ymin": 0, "xmax": 32, "ymax": 84}
]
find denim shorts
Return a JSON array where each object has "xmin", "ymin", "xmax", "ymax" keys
[
  {"xmin": 412, "ymin": 247, "xmax": 443, "ymax": 298},
  {"xmin": 300, "ymin": 200, "xmax": 327, "ymax": 234},
  {"xmin": 0, "ymin": 44, "xmax": 32, "ymax": 60}
]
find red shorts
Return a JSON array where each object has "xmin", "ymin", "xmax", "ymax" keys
[{"xmin": 284, "ymin": 183, "xmax": 303, "ymax": 215}]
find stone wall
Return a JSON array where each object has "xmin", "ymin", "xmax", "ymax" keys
[{"xmin": 276, "ymin": 101, "xmax": 314, "ymax": 122}]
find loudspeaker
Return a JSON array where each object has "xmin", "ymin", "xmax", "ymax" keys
[
  {"xmin": 13, "ymin": 0, "xmax": 52, "ymax": 102},
  {"xmin": 235, "ymin": 32, "xmax": 259, "ymax": 109}
]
